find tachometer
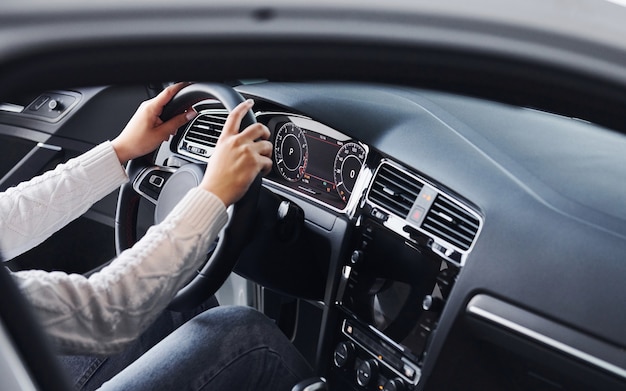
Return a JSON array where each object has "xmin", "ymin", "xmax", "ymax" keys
[
  {"xmin": 274, "ymin": 122, "xmax": 309, "ymax": 182},
  {"xmin": 334, "ymin": 142, "xmax": 366, "ymax": 202}
]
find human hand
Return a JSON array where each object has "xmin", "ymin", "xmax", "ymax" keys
[
  {"xmin": 111, "ymin": 82, "xmax": 198, "ymax": 165},
  {"xmin": 200, "ymin": 99, "xmax": 273, "ymax": 206}
]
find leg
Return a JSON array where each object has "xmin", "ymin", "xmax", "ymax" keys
[
  {"xmin": 100, "ymin": 306, "xmax": 313, "ymax": 391},
  {"xmin": 59, "ymin": 296, "xmax": 218, "ymax": 390}
]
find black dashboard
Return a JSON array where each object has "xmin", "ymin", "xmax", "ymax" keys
[
  {"xmin": 3, "ymin": 81, "xmax": 626, "ymax": 390},
  {"xmin": 162, "ymin": 81, "xmax": 626, "ymax": 390}
]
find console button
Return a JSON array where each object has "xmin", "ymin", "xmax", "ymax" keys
[
  {"xmin": 356, "ymin": 359, "xmax": 379, "ymax": 387},
  {"xmin": 333, "ymin": 341, "xmax": 355, "ymax": 369},
  {"xmin": 383, "ymin": 378, "xmax": 406, "ymax": 391},
  {"xmin": 422, "ymin": 295, "xmax": 444, "ymax": 313}
]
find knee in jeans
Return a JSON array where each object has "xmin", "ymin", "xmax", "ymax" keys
[{"xmin": 188, "ymin": 306, "xmax": 274, "ymax": 336}]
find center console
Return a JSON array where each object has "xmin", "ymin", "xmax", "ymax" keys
[
  {"xmin": 326, "ymin": 161, "xmax": 480, "ymax": 390},
  {"xmin": 329, "ymin": 220, "xmax": 457, "ymax": 390}
]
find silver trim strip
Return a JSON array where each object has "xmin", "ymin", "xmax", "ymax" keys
[
  {"xmin": 0, "ymin": 103, "xmax": 24, "ymax": 113},
  {"xmin": 36, "ymin": 142, "xmax": 62, "ymax": 151},
  {"xmin": 467, "ymin": 294, "xmax": 626, "ymax": 381}
]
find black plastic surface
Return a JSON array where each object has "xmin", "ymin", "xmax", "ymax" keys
[{"xmin": 237, "ymin": 82, "xmax": 626, "ymax": 354}]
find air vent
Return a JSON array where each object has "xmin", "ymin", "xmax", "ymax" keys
[
  {"xmin": 368, "ymin": 163, "xmax": 423, "ymax": 218},
  {"xmin": 183, "ymin": 110, "xmax": 228, "ymax": 149},
  {"xmin": 421, "ymin": 195, "xmax": 480, "ymax": 251},
  {"xmin": 178, "ymin": 110, "xmax": 229, "ymax": 159}
]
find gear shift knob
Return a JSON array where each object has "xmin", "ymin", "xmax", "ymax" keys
[{"xmin": 291, "ymin": 377, "xmax": 328, "ymax": 391}]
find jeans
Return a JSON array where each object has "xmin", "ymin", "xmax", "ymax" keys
[
  {"xmin": 60, "ymin": 297, "xmax": 218, "ymax": 390},
  {"xmin": 98, "ymin": 306, "xmax": 312, "ymax": 390}
]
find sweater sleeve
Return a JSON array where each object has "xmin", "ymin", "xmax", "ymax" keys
[
  {"xmin": 0, "ymin": 141, "xmax": 128, "ymax": 260},
  {"xmin": 13, "ymin": 187, "xmax": 228, "ymax": 355}
]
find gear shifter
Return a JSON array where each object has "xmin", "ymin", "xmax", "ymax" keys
[{"xmin": 291, "ymin": 377, "xmax": 328, "ymax": 391}]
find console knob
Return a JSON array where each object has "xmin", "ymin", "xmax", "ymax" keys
[
  {"xmin": 350, "ymin": 250, "xmax": 364, "ymax": 265},
  {"xmin": 383, "ymin": 378, "xmax": 406, "ymax": 391},
  {"xmin": 333, "ymin": 341, "xmax": 355, "ymax": 368},
  {"xmin": 275, "ymin": 200, "xmax": 304, "ymax": 243},
  {"xmin": 47, "ymin": 99, "xmax": 63, "ymax": 111},
  {"xmin": 422, "ymin": 294, "xmax": 444, "ymax": 313},
  {"xmin": 356, "ymin": 359, "xmax": 379, "ymax": 387}
]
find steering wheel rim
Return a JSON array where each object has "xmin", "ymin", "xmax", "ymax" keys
[{"xmin": 115, "ymin": 82, "xmax": 259, "ymax": 311}]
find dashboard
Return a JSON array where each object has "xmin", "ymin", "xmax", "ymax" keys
[
  {"xmin": 3, "ymin": 81, "xmax": 626, "ymax": 391},
  {"xmin": 168, "ymin": 81, "xmax": 626, "ymax": 390}
]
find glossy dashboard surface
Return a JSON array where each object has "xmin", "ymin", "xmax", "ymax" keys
[
  {"xmin": 165, "ymin": 81, "xmax": 626, "ymax": 388},
  {"xmin": 235, "ymin": 82, "xmax": 626, "ymax": 369},
  {"xmin": 173, "ymin": 81, "xmax": 626, "ymax": 349}
]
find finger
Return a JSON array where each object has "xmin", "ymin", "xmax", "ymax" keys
[
  {"xmin": 249, "ymin": 139, "xmax": 273, "ymax": 158},
  {"xmin": 222, "ymin": 99, "xmax": 255, "ymax": 136},
  {"xmin": 258, "ymin": 155, "xmax": 273, "ymax": 176},
  {"xmin": 157, "ymin": 109, "xmax": 197, "ymax": 136},
  {"xmin": 239, "ymin": 123, "xmax": 270, "ymax": 142}
]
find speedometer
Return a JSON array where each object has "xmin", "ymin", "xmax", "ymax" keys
[
  {"xmin": 334, "ymin": 142, "xmax": 366, "ymax": 202},
  {"xmin": 274, "ymin": 122, "xmax": 309, "ymax": 182}
]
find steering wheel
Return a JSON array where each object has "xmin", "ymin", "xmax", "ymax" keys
[{"xmin": 115, "ymin": 83, "xmax": 260, "ymax": 311}]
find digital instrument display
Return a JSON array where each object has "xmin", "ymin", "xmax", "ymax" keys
[{"xmin": 263, "ymin": 114, "xmax": 367, "ymax": 211}]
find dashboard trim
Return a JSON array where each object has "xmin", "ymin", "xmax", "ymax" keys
[{"xmin": 467, "ymin": 294, "xmax": 626, "ymax": 381}]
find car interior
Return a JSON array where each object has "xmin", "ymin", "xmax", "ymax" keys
[{"xmin": 2, "ymin": 2, "xmax": 626, "ymax": 391}]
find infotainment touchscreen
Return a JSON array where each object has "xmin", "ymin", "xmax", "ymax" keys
[{"xmin": 339, "ymin": 221, "xmax": 455, "ymax": 361}]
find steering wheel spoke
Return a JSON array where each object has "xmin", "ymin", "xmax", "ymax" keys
[{"xmin": 132, "ymin": 166, "xmax": 176, "ymax": 204}]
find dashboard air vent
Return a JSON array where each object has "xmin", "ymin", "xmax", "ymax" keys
[
  {"xmin": 368, "ymin": 163, "xmax": 423, "ymax": 218},
  {"xmin": 421, "ymin": 195, "xmax": 480, "ymax": 251},
  {"xmin": 182, "ymin": 110, "xmax": 228, "ymax": 149}
]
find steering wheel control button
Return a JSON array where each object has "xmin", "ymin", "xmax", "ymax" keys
[
  {"xmin": 137, "ymin": 169, "xmax": 174, "ymax": 204},
  {"xmin": 149, "ymin": 174, "xmax": 165, "ymax": 188},
  {"xmin": 356, "ymin": 358, "xmax": 379, "ymax": 387}
]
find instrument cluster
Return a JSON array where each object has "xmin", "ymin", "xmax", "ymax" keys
[{"xmin": 258, "ymin": 113, "xmax": 368, "ymax": 212}]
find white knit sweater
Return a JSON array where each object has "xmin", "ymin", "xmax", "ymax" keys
[{"xmin": 1, "ymin": 142, "xmax": 227, "ymax": 355}]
